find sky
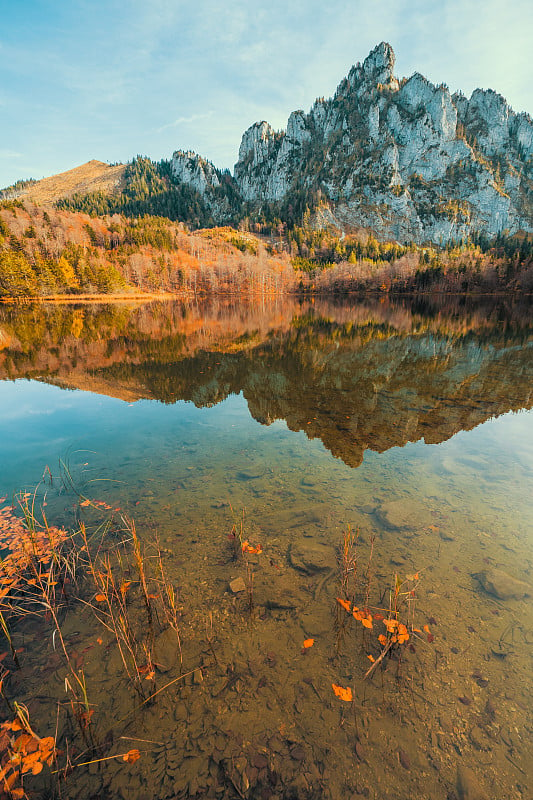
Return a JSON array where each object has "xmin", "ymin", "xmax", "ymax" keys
[{"xmin": 1, "ymin": 0, "xmax": 532, "ymax": 188}]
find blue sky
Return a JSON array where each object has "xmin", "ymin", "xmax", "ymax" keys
[{"xmin": 1, "ymin": 0, "xmax": 531, "ymax": 188}]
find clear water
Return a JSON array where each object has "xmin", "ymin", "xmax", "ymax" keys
[{"xmin": 0, "ymin": 297, "xmax": 531, "ymax": 800}]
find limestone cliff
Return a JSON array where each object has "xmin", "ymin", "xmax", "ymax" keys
[{"xmin": 171, "ymin": 43, "xmax": 533, "ymax": 244}]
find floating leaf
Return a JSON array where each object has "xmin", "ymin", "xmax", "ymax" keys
[
  {"xmin": 241, "ymin": 541, "xmax": 263, "ymax": 555},
  {"xmin": 332, "ymin": 684, "xmax": 352, "ymax": 702},
  {"xmin": 123, "ymin": 749, "xmax": 141, "ymax": 763}
]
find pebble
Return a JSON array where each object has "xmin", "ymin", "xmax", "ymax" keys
[
  {"xmin": 229, "ymin": 577, "xmax": 246, "ymax": 593},
  {"xmin": 398, "ymin": 748, "xmax": 411, "ymax": 770}
]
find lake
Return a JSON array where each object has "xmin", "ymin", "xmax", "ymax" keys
[{"xmin": 0, "ymin": 295, "xmax": 531, "ymax": 800}]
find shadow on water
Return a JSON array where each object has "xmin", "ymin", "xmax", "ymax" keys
[{"xmin": 0, "ymin": 294, "xmax": 531, "ymax": 799}]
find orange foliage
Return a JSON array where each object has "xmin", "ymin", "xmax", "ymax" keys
[{"xmin": 332, "ymin": 684, "xmax": 353, "ymax": 702}]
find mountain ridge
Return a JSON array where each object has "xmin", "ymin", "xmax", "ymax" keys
[{"xmin": 3, "ymin": 43, "xmax": 533, "ymax": 245}]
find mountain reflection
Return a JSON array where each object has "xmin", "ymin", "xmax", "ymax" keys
[{"xmin": 1, "ymin": 296, "xmax": 532, "ymax": 467}]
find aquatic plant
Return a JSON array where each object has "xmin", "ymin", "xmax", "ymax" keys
[
  {"xmin": 0, "ymin": 705, "xmax": 57, "ymax": 799},
  {"xmin": 0, "ymin": 490, "xmax": 194, "ymax": 796}
]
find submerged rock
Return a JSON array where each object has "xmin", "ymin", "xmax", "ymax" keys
[
  {"xmin": 377, "ymin": 499, "xmax": 431, "ymax": 531},
  {"xmin": 288, "ymin": 541, "xmax": 336, "ymax": 574},
  {"xmin": 229, "ymin": 577, "xmax": 247, "ymax": 593},
  {"xmin": 154, "ymin": 627, "xmax": 181, "ymax": 673},
  {"xmin": 477, "ymin": 568, "xmax": 529, "ymax": 601},
  {"xmin": 456, "ymin": 764, "xmax": 488, "ymax": 800}
]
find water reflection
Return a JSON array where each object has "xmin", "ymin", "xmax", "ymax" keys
[
  {"xmin": 0, "ymin": 296, "xmax": 532, "ymax": 800},
  {"xmin": 1, "ymin": 296, "xmax": 532, "ymax": 468}
]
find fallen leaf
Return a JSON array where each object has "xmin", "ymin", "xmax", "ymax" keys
[
  {"xmin": 332, "ymin": 684, "xmax": 352, "ymax": 702},
  {"xmin": 336, "ymin": 598, "xmax": 351, "ymax": 613},
  {"xmin": 123, "ymin": 749, "xmax": 141, "ymax": 763},
  {"xmin": 302, "ymin": 639, "xmax": 314, "ymax": 649},
  {"xmin": 95, "ymin": 594, "xmax": 106, "ymax": 602}
]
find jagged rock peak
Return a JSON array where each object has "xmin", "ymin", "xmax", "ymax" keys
[
  {"xmin": 169, "ymin": 42, "xmax": 533, "ymax": 243},
  {"xmin": 170, "ymin": 149, "xmax": 220, "ymax": 192},
  {"xmin": 363, "ymin": 41, "xmax": 395, "ymax": 81},
  {"xmin": 238, "ymin": 121, "xmax": 279, "ymax": 162},
  {"xmin": 346, "ymin": 41, "xmax": 397, "ymax": 90}
]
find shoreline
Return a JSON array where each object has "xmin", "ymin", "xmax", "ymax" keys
[{"xmin": 1, "ymin": 288, "xmax": 532, "ymax": 304}]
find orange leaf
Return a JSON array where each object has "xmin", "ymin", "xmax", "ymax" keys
[
  {"xmin": 97, "ymin": 638, "xmax": 103, "ymax": 645},
  {"xmin": 31, "ymin": 761, "xmax": 43, "ymax": 776},
  {"xmin": 332, "ymin": 683, "xmax": 352, "ymax": 702},
  {"xmin": 423, "ymin": 624, "xmax": 430, "ymax": 633},
  {"xmin": 336, "ymin": 598, "xmax": 351, "ymax": 613},
  {"xmin": 123, "ymin": 749, "xmax": 141, "ymax": 763},
  {"xmin": 302, "ymin": 639, "xmax": 314, "ymax": 649},
  {"xmin": 383, "ymin": 619, "xmax": 399, "ymax": 632},
  {"xmin": 242, "ymin": 541, "xmax": 262, "ymax": 554},
  {"xmin": 367, "ymin": 654, "xmax": 375, "ymax": 662},
  {"xmin": 144, "ymin": 671, "xmax": 155, "ymax": 680},
  {"xmin": 378, "ymin": 634, "xmax": 387, "ymax": 646},
  {"xmin": 95, "ymin": 594, "xmax": 106, "ymax": 602},
  {"xmin": 38, "ymin": 737, "xmax": 55, "ymax": 752},
  {"xmin": 361, "ymin": 617, "xmax": 373, "ymax": 629}
]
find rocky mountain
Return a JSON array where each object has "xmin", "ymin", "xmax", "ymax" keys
[
  {"xmin": 4, "ymin": 44, "xmax": 531, "ymax": 245},
  {"xmin": 172, "ymin": 43, "xmax": 533, "ymax": 244}
]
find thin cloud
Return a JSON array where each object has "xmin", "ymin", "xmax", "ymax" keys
[{"xmin": 156, "ymin": 111, "xmax": 214, "ymax": 134}]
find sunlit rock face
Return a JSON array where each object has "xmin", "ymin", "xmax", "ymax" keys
[
  {"xmin": 171, "ymin": 42, "xmax": 533, "ymax": 243},
  {"xmin": 170, "ymin": 150, "xmax": 220, "ymax": 194}
]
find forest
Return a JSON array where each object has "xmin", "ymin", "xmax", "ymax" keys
[{"xmin": 0, "ymin": 197, "xmax": 532, "ymax": 299}]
